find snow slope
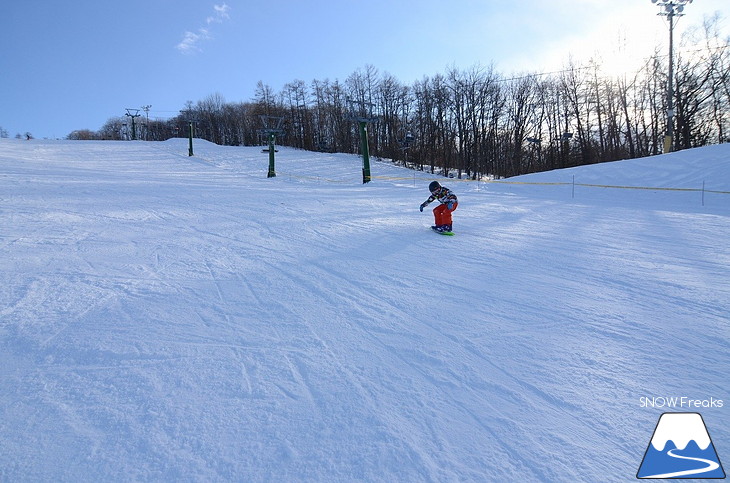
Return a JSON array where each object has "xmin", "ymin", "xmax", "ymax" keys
[{"xmin": 1, "ymin": 138, "xmax": 728, "ymax": 482}]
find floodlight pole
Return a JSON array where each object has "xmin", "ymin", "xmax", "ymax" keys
[
  {"xmin": 651, "ymin": 0, "xmax": 692, "ymax": 153},
  {"xmin": 667, "ymin": 12, "xmax": 675, "ymax": 154},
  {"xmin": 142, "ymin": 105, "xmax": 151, "ymax": 141}
]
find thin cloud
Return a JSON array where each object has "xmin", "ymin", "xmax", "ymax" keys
[
  {"xmin": 177, "ymin": 4, "xmax": 230, "ymax": 54},
  {"xmin": 207, "ymin": 4, "xmax": 230, "ymax": 24},
  {"xmin": 176, "ymin": 29, "xmax": 210, "ymax": 54}
]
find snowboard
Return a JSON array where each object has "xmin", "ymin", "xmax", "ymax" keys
[{"xmin": 431, "ymin": 226, "xmax": 455, "ymax": 236}]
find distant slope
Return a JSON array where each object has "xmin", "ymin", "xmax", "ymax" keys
[{"xmin": 508, "ymin": 144, "xmax": 730, "ymax": 191}]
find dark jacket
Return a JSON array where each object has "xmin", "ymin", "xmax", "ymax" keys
[{"xmin": 423, "ymin": 186, "xmax": 457, "ymax": 207}]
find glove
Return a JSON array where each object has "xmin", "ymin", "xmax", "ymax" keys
[
  {"xmin": 419, "ymin": 203, "xmax": 426, "ymax": 212},
  {"xmin": 447, "ymin": 201, "xmax": 454, "ymax": 210}
]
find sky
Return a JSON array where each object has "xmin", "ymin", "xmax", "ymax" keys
[{"xmin": 1, "ymin": 0, "xmax": 728, "ymax": 139}]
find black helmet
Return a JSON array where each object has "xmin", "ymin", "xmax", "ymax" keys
[{"xmin": 429, "ymin": 181, "xmax": 440, "ymax": 192}]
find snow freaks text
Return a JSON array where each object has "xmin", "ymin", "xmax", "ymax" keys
[{"xmin": 639, "ymin": 397, "xmax": 724, "ymax": 409}]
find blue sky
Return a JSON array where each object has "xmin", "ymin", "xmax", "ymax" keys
[{"xmin": 1, "ymin": 0, "xmax": 727, "ymax": 139}]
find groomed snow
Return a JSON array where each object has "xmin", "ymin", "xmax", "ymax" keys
[{"xmin": 1, "ymin": 138, "xmax": 728, "ymax": 482}]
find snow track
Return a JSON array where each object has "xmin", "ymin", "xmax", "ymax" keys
[{"xmin": 1, "ymin": 139, "xmax": 728, "ymax": 481}]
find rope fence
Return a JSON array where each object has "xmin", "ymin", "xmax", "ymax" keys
[
  {"xmin": 275, "ymin": 170, "xmax": 730, "ymax": 196},
  {"xmin": 374, "ymin": 173, "xmax": 730, "ymax": 197}
]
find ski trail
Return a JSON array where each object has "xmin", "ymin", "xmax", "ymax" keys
[
  {"xmin": 2, "ymin": 140, "xmax": 729, "ymax": 481},
  {"xmin": 258, "ymin": 258, "xmax": 550, "ymax": 480}
]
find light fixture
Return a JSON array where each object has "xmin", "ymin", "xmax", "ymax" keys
[{"xmin": 650, "ymin": 0, "xmax": 693, "ymax": 153}]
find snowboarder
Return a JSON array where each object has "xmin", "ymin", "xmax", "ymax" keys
[{"xmin": 420, "ymin": 180, "xmax": 458, "ymax": 233}]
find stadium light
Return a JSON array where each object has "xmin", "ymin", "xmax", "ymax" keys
[{"xmin": 651, "ymin": 0, "xmax": 693, "ymax": 153}]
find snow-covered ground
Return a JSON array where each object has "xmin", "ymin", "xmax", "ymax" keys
[{"xmin": 1, "ymin": 138, "xmax": 728, "ymax": 482}]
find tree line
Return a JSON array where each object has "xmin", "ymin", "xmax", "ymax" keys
[
  {"xmin": 71, "ymin": 16, "xmax": 729, "ymax": 179},
  {"xmin": 0, "ymin": 127, "xmax": 33, "ymax": 140}
]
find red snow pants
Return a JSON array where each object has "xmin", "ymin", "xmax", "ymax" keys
[{"xmin": 433, "ymin": 202, "xmax": 458, "ymax": 226}]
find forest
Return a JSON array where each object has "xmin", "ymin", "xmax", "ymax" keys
[{"xmin": 69, "ymin": 16, "xmax": 729, "ymax": 180}]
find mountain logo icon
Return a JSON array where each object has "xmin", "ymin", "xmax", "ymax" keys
[{"xmin": 637, "ymin": 412, "xmax": 726, "ymax": 479}]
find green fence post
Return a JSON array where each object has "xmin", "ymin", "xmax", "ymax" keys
[
  {"xmin": 360, "ymin": 121, "xmax": 371, "ymax": 184},
  {"xmin": 267, "ymin": 133, "xmax": 276, "ymax": 178},
  {"xmin": 188, "ymin": 121, "xmax": 194, "ymax": 156}
]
